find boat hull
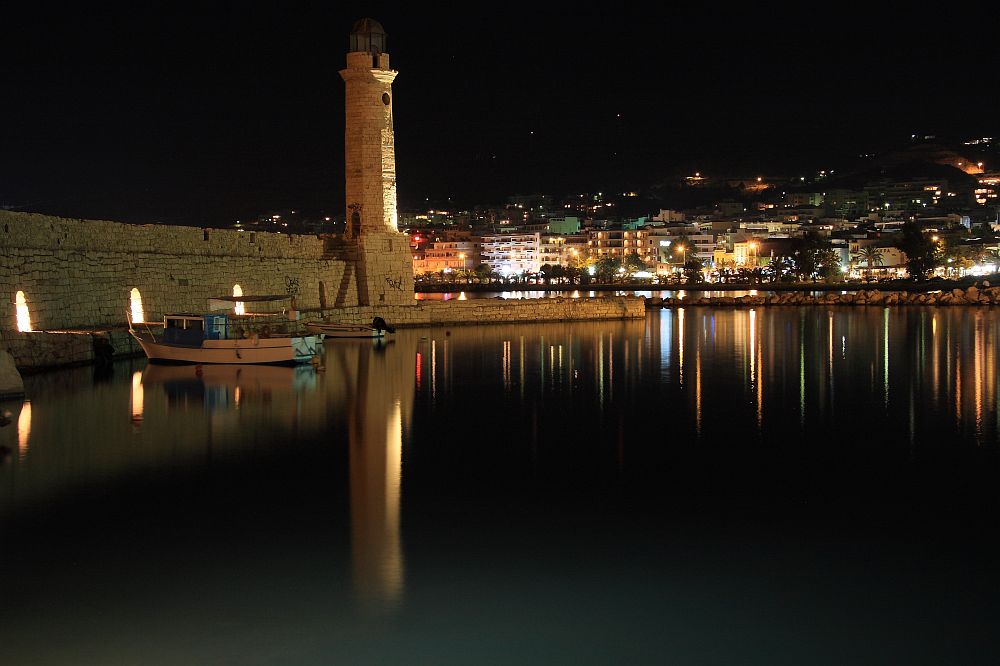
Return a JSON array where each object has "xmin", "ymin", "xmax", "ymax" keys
[{"xmin": 132, "ymin": 333, "xmax": 321, "ymax": 365}]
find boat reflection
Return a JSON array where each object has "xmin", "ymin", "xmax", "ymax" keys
[
  {"xmin": 0, "ymin": 400, "xmax": 30, "ymax": 465},
  {"xmin": 140, "ymin": 363, "xmax": 317, "ymax": 413}
]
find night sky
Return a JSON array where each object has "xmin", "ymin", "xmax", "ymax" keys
[{"xmin": 1, "ymin": 3, "xmax": 994, "ymax": 225}]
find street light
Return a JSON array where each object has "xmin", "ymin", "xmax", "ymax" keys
[{"xmin": 674, "ymin": 244, "xmax": 686, "ymax": 274}]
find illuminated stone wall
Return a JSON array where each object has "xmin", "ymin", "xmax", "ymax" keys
[
  {"xmin": 0, "ymin": 210, "xmax": 359, "ymax": 331},
  {"xmin": 354, "ymin": 231, "xmax": 415, "ymax": 307},
  {"xmin": 0, "ymin": 210, "xmax": 639, "ymax": 339},
  {"xmin": 317, "ymin": 296, "xmax": 646, "ymax": 328}
]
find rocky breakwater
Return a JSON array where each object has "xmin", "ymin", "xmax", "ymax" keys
[{"xmin": 646, "ymin": 283, "xmax": 1000, "ymax": 308}]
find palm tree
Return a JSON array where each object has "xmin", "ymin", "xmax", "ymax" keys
[
  {"xmin": 595, "ymin": 256, "xmax": 621, "ymax": 283},
  {"xmin": 853, "ymin": 246, "xmax": 885, "ymax": 279},
  {"xmin": 474, "ymin": 263, "xmax": 493, "ymax": 284},
  {"xmin": 623, "ymin": 252, "xmax": 646, "ymax": 278},
  {"xmin": 767, "ymin": 257, "xmax": 786, "ymax": 282}
]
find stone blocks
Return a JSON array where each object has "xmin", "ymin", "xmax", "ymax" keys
[
  {"xmin": 0, "ymin": 211, "xmax": 361, "ymax": 331},
  {"xmin": 0, "ymin": 350, "xmax": 24, "ymax": 398}
]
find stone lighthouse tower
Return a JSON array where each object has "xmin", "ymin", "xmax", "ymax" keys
[{"xmin": 341, "ymin": 18, "xmax": 414, "ymax": 306}]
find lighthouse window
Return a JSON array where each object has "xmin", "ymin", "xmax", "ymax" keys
[{"xmin": 382, "ymin": 93, "xmax": 390, "ymax": 105}]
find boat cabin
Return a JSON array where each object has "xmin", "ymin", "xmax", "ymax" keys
[{"xmin": 163, "ymin": 314, "xmax": 230, "ymax": 346}]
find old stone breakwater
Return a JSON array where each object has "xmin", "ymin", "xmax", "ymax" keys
[{"xmin": 0, "ymin": 211, "xmax": 644, "ymax": 377}]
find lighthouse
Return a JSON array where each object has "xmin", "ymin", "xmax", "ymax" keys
[{"xmin": 340, "ymin": 18, "xmax": 413, "ymax": 306}]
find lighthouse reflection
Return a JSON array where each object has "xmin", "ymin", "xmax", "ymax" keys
[{"xmin": 324, "ymin": 337, "xmax": 414, "ymax": 611}]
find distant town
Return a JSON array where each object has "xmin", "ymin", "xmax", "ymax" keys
[{"xmin": 235, "ymin": 135, "xmax": 1000, "ymax": 285}]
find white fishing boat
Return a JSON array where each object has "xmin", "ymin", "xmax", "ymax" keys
[
  {"xmin": 129, "ymin": 295, "xmax": 321, "ymax": 365},
  {"xmin": 306, "ymin": 316, "xmax": 396, "ymax": 339}
]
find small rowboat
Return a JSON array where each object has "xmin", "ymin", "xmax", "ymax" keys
[{"xmin": 306, "ymin": 317, "xmax": 396, "ymax": 339}]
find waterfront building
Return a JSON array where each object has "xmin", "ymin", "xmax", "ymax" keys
[
  {"xmin": 847, "ymin": 240, "xmax": 908, "ymax": 278},
  {"xmin": 479, "ymin": 232, "xmax": 585, "ymax": 274},
  {"xmin": 413, "ymin": 239, "xmax": 482, "ymax": 275},
  {"xmin": 588, "ymin": 229, "xmax": 646, "ymax": 263},
  {"xmin": 481, "ymin": 232, "xmax": 542, "ymax": 275},
  {"xmin": 538, "ymin": 236, "xmax": 574, "ymax": 268}
]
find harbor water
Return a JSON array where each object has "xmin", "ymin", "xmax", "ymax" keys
[{"xmin": 1, "ymin": 307, "xmax": 999, "ymax": 664}]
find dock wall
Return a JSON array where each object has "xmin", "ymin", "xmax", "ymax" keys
[
  {"xmin": 0, "ymin": 211, "xmax": 362, "ymax": 331},
  {"xmin": 1, "ymin": 211, "xmax": 643, "ymax": 371}
]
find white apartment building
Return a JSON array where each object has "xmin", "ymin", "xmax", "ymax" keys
[
  {"xmin": 481, "ymin": 233, "xmax": 583, "ymax": 273},
  {"xmin": 482, "ymin": 233, "xmax": 542, "ymax": 275}
]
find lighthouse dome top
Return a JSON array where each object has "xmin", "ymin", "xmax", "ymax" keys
[
  {"xmin": 349, "ymin": 18, "xmax": 387, "ymax": 55},
  {"xmin": 351, "ymin": 18, "xmax": 385, "ymax": 35}
]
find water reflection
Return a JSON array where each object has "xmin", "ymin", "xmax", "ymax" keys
[
  {"xmin": 17, "ymin": 400, "xmax": 30, "ymax": 459},
  {"xmin": 406, "ymin": 308, "xmax": 1000, "ymax": 465},
  {"xmin": 1, "ymin": 338, "xmax": 417, "ymax": 613},
  {"xmin": 130, "ymin": 370, "xmax": 143, "ymax": 423},
  {"xmin": 415, "ymin": 288, "xmax": 852, "ymax": 301},
  {"xmin": 323, "ymin": 337, "xmax": 415, "ymax": 611},
  {"xmin": 2, "ymin": 311, "xmax": 1000, "ymax": 661}
]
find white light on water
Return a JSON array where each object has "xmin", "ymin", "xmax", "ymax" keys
[
  {"xmin": 130, "ymin": 371, "xmax": 144, "ymax": 422},
  {"xmin": 17, "ymin": 401, "xmax": 31, "ymax": 457}
]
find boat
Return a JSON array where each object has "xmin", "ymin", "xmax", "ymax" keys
[
  {"xmin": 128, "ymin": 295, "xmax": 322, "ymax": 365},
  {"xmin": 306, "ymin": 316, "xmax": 396, "ymax": 339}
]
